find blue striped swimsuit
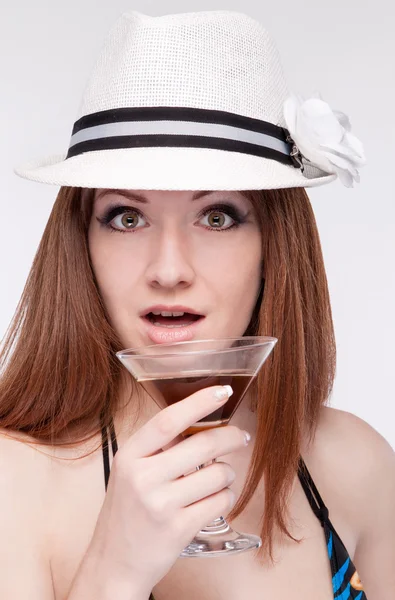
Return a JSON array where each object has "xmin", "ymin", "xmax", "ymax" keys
[{"xmin": 101, "ymin": 415, "xmax": 367, "ymax": 599}]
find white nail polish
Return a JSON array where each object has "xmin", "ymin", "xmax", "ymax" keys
[
  {"xmin": 214, "ymin": 385, "xmax": 233, "ymax": 402},
  {"xmin": 243, "ymin": 431, "xmax": 251, "ymax": 445}
]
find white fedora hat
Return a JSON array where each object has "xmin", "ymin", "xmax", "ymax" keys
[{"xmin": 13, "ymin": 9, "xmax": 366, "ymax": 190}]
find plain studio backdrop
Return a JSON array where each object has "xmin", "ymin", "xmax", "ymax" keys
[{"xmin": 1, "ymin": 1, "xmax": 394, "ymax": 449}]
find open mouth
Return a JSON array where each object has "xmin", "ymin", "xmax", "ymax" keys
[{"xmin": 144, "ymin": 312, "xmax": 204, "ymax": 328}]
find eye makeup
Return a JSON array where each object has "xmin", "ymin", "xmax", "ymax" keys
[{"xmin": 96, "ymin": 201, "xmax": 250, "ymax": 234}]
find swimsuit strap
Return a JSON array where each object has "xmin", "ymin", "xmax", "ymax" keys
[
  {"xmin": 297, "ymin": 456, "xmax": 330, "ymax": 527},
  {"xmin": 109, "ymin": 413, "xmax": 119, "ymax": 457},
  {"xmin": 298, "ymin": 455, "xmax": 353, "ymax": 553},
  {"xmin": 100, "ymin": 411, "xmax": 118, "ymax": 491}
]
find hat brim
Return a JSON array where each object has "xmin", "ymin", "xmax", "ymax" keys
[{"xmin": 14, "ymin": 147, "xmax": 337, "ymax": 190}]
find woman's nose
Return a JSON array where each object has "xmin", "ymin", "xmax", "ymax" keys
[{"xmin": 145, "ymin": 229, "xmax": 195, "ymax": 289}]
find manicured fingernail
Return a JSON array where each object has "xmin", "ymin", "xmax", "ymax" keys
[
  {"xmin": 214, "ymin": 385, "xmax": 233, "ymax": 402},
  {"xmin": 243, "ymin": 431, "xmax": 251, "ymax": 445}
]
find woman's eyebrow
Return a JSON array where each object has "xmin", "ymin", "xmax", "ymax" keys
[
  {"xmin": 96, "ymin": 189, "xmax": 149, "ymax": 204},
  {"xmin": 95, "ymin": 189, "xmax": 225, "ymax": 204}
]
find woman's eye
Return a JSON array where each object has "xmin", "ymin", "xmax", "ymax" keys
[
  {"xmin": 112, "ymin": 210, "xmax": 146, "ymax": 231},
  {"xmin": 97, "ymin": 203, "xmax": 244, "ymax": 233},
  {"xmin": 199, "ymin": 210, "xmax": 235, "ymax": 230}
]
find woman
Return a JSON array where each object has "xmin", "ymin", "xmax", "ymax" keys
[{"xmin": 1, "ymin": 8, "xmax": 394, "ymax": 600}]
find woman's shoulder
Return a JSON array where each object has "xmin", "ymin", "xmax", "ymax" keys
[
  {"xmin": 0, "ymin": 428, "xmax": 56, "ymax": 597},
  {"xmin": 314, "ymin": 405, "xmax": 394, "ymax": 488},
  {"xmin": 0, "ymin": 426, "xmax": 99, "ymax": 521},
  {"xmin": 317, "ymin": 405, "xmax": 393, "ymax": 473},
  {"xmin": 0, "ymin": 426, "xmax": 48, "ymax": 464},
  {"xmin": 317, "ymin": 404, "xmax": 392, "ymax": 448},
  {"xmin": 0, "ymin": 427, "xmax": 54, "ymax": 514},
  {"xmin": 316, "ymin": 407, "xmax": 395, "ymax": 594},
  {"xmin": 310, "ymin": 406, "xmax": 395, "ymax": 542}
]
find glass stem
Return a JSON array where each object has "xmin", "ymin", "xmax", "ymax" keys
[{"xmin": 195, "ymin": 458, "xmax": 231, "ymax": 533}]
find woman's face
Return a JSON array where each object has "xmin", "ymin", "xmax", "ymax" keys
[{"xmin": 88, "ymin": 189, "xmax": 263, "ymax": 348}]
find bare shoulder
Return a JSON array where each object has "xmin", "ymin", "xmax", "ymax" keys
[
  {"xmin": 314, "ymin": 408, "xmax": 395, "ymax": 596},
  {"xmin": 0, "ymin": 426, "xmax": 55, "ymax": 472},
  {"xmin": 311, "ymin": 406, "xmax": 395, "ymax": 539},
  {"xmin": 318, "ymin": 404, "xmax": 394, "ymax": 451},
  {"xmin": 0, "ymin": 427, "xmax": 53, "ymax": 534},
  {"xmin": 314, "ymin": 405, "xmax": 395, "ymax": 487},
  {"xmin": 0, "ymin": 428, "xmax": 55, "ymax": 597},
  {"xmin": 0, "ymin": 425, "xmax": 50, "ymax": 472},
  {"xmin": 318, "ymin": 405, "xmax": 394, "ymax": 469}
]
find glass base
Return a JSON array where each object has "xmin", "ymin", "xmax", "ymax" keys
[{"xmin": 179, "ymin": 516, "xmax": 262, "ymax": 557}]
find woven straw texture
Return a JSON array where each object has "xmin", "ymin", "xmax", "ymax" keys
[{"xmin": 14, "ymin": 9, "xmax": 336, "ymax": 189}]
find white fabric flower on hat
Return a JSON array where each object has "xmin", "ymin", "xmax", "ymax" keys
[{"xmin": 283, "ymin": 91, "xmax": 366, "ymax": 187}]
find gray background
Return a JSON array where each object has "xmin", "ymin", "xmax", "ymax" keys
[{"xmin": 2, "ymin": 1, "xmax": 394, "ymax": 448}]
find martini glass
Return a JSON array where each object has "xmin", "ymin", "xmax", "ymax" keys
[{"xmin": 116, "ymin": 336, "xmax": 277, "ymax": 558}]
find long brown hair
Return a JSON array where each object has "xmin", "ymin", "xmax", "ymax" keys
[{"xmin": 0, "ymin": 185, "xmax": 336, "ymax": 565}]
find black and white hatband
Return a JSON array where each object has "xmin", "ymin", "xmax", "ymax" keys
[{"xmin": 66, "ymin": 106, "xmax": 304, "ymax": 171}]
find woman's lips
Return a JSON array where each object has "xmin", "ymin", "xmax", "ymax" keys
[
  {"xmin": 141, "ymin": 315, "xmax": 205, "ymax": 344},
  {"xmin": 148, "ymin": 313, "xmax": 201, "ymax": 327}
]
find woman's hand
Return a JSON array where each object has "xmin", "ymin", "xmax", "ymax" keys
[{"xmin": 89, "ymin": 385, "xmax": 249, "ymax": 596}]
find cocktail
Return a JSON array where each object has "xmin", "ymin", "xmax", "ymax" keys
[{"xmin": 116, "ymin": 335, "xmax": 277, "ymax": 557}]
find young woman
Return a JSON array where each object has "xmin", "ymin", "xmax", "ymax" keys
[{"xmin": 2, "ymin": 8, "xmax": 393, "ymax": 600}]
